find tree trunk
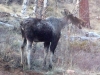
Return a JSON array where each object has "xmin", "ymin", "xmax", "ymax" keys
[
  {"xmin": 21, "ymin": 0, "xmax": 29, "ymax": 18},
  {"xmin": 79, "ymin": 0, "xmax": 90, "ymax": 28},
  {"xmin": 33, "ymin": 0, "xmax": 38, "ymax": 17},
  {"xmin": 34, "ymin": 0, "xmax": 48, "ymax": 19},
  {"xmin": 42, "ymin": 0, "xmax": 48, "ymax": 19},
  {"xmin": 34, "ymin": 0, "xmax": 43, "ymax": 18},
  {"xmin": 43, "ymin": 0, "xmax": 48, "ymax": 8}
]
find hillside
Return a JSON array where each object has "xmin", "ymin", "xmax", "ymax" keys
[{"xmin": 0, "ymin": 0, "xmax": 100, "ymax": 75}]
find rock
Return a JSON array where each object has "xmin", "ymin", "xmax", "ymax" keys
[{"xmin": 85, "ymin": 32, "xmax": 100, "ymax": 37}]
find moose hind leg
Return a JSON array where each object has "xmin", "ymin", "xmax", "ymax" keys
[
  {"xmin": 26, "ymin": 40, "xmax": 32, "ymax": 69},
  {"xmin": 21, "ymin": 38, "xmax": 27, "ymax": 65},
  {"xmin": 43, "ymin": 42, "xmax": 50, "ymax": 67}
]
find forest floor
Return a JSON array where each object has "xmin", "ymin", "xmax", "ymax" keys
[{"xmin": 0, "ymin": 0, "xmax": 100, "ymax": 75}]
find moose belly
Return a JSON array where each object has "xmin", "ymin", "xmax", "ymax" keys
[{"xmin": 33, "ymin": 34, "xmax": 52, "ymax": 42}]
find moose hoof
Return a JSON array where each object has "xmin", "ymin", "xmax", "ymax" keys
[
  {"xmin": 48, "ymin": 64, "xmax": 52, "ymax": 70},
  {"xmin": 20, "ymin": 63, "xmax": 23, "ymax": 67}
]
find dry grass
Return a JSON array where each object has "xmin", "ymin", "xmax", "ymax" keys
[{"xmin": 0, "ymin": 0, "xmax": 100, "ymax": 75}]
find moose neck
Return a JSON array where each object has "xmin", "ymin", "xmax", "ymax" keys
[
  {"xmin": 60, "ymin": 16, "xmax": 69, "ymax": 29},
  {"xmin": 46, "ymin": 16, "xmax": 69, "ymax": 31},
  {"xmin": 68, "ymin": 15, "xmax": 75, "ymax": 24}
]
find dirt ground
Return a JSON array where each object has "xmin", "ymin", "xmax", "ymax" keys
[{"xmin": 0, "ymin": 0, "xmax": 100, "ymax": 75}]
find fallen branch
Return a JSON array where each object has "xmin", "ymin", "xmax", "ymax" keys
[
  {"xmin": 85, "ymin": 32, "xmax": 100, "ymax": 37},
  {"xmin": 66, "ymin": 36, "xmax": 100, "ymax": 42},
  {"xmin": 0, "ymin": 22, "xmax": 14, "ymax": 28}
]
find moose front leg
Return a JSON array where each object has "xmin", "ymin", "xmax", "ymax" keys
[{"xmin": 49, "ymin": 38, "xmax": 59, "ymax": 70}]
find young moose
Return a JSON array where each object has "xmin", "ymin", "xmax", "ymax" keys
[{"xmin": 20, "ymin": 9, "xmax": 85, "ymax": 70}]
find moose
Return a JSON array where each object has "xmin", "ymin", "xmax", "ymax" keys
[
  {"xmin": 67, "ymin": 14, "xmax": 86, "ymax": 29},
  {"xmin": 20, "ymin": 9, "xmax": 85, "ymax": 70}
]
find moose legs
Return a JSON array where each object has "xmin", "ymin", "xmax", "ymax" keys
[
  {"xmin": 43, "ymin": 41, "xmax": 58, "ymax": 70},
  {"xmin": 21, "ymin": 38, "xmax": 27, "ymax": 65},
  {"xmin": 26, "ymin": 40, "xmax": 32, "ymax": 69},
  {"xmin": 49, "ymin": 38, "xmax": 59, "ymax": 69},
  {"xmin": 21, "ymin": 38, "xmax": 32, "ymax": 69},
  {"xmin": 20, "ymin": 38, "xmax": 59, "ymax": 70},
  {"xmin": 43, "ymin": 42, "xmax": 50, "ymax": 66}
]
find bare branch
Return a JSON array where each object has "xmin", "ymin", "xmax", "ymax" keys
[{"xmin": 0, "ymin": 22, "xmax": 14, "ymax": 28}]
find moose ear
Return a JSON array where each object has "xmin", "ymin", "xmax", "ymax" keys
[
  {"xmin": 63, "ymin": 9, "xmax": 68, "ymax": 15},
  {"xmin": 67, "ymin": 11, "xmax": 72, "ymax": 15},
  {"xmin": 64, "ymin": 9, "xmax": 72, "ymax": 15}
]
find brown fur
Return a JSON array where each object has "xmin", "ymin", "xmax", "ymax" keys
[
  {"xmin": 68, "ymin": 14, "xmax": 86, "ymax": 29},
  {"xmin": 63, "ymin": 9, "xmax": 86, "ymax": 29}
]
